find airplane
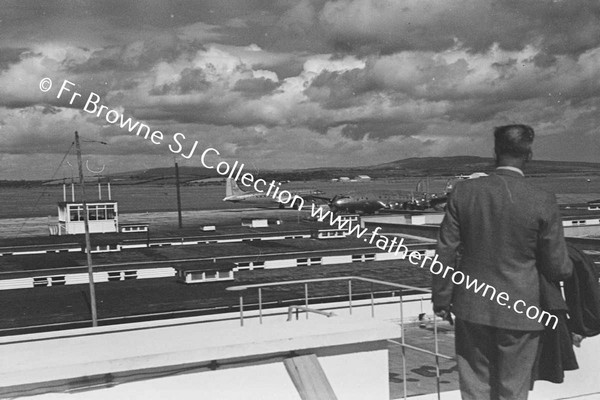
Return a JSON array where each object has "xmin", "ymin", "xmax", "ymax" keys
[
  {"xmin": 324, "ymin": 190, "xmax": 448, "ymax": 214},
  {"xmin": 320, "ymin": 178, "xmax": 454, "ymax": 215},
  {"xmin": 455, "ymin": 172, "xmax": 488, "ymax": 180},
  {"xmin": 444, "ymin": 172, "xmax": 489, "ymax": 193},
  {"xmin": 223, "ymin": 178, "xmax": 324, "ymax": 209}
]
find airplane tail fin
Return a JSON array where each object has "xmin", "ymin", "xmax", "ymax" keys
[{"xmin": 226, "ymin": 178, "xmax": 246, "ymax": 197}]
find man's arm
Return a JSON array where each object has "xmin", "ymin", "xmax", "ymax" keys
[
  {"xmin": 432, "ymin": 185, "xmax": 462, "ymax": 313},
  {"xmin": 537, "ymin": 196, "xmax": 573, "ymax": 281}
]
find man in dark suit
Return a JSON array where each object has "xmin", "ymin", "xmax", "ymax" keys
[{"xmin": 433, "ymin": 124, "xmax": 573, "ymax": 400}]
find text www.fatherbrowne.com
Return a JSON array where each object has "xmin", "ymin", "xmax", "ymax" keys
[{"xmin": 309, "ymin": 203, "xmax": 561, "ymax": 330}]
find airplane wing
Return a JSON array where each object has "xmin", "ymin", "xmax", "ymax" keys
[
  {"xmin": 290, "ymin": 190, "xmax": 328, "ymax": 202},
  {"xmin": 309, "ymin": 195, "xmax": 332, "ymax": 202},
  {"xmin": 428, "ymin": 195, "xmax": 448, "ymax": 211}
]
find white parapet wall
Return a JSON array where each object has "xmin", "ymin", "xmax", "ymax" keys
[{"xmin": 0, "ymin": 315, "xmax": 401, "ymax": 400}]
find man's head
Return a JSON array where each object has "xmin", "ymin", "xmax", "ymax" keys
[{"xmin": 494, "ymin": 124, "xmax": 534, "ymax": 167}]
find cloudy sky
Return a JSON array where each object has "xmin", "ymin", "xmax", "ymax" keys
[{"xmin": 1, "ymin": 0, "xmax": 599, "ymax": 179}]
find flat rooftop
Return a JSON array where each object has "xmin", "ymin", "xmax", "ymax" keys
[
  {"xmin": 0, "ymin": 235, "xmax": 432, "ymax": 277},
  {"xmin": 0, "ymin": 258, "xmax": 434, "ymax": 335}
]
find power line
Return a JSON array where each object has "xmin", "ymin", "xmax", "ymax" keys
[{"xmin": 15, "ymin": 142, "xmax": 74, "ymax": 237}]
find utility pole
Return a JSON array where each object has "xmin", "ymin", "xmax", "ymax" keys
[
  {"xmin": 74, "ymin": 131, "xmax": 98, "ymax": 327},
  {"xmin": 175, "ymin": 160, "xmax": 183, "ymax": 229}
]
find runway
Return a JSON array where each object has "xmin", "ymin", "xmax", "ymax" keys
[{"xmin": 0, "ymin": 207, "xmax": 309, "ymax": 239}]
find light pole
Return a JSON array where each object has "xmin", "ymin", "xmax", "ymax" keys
[
  {"xmin": 74, "ymin": 131, "xmax": 98, "ymax": 327},
  {"xmin": 175, "ymin": 160, "xmax": 183, "ymax": 229}
]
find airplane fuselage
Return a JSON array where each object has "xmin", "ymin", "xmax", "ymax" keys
[
  {"xmin": 330, "ymin": 191, "xmax": 414, "ymax": 214},
  {"xmin": 223, "ymin": 193, "xmax": 280, "ymax": 206},
  {"xmin": 330, "ymin": 190, "xmax": 446, "ymax": 214}
]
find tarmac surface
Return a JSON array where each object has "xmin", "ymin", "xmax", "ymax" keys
[
  {"xmin": 388, "ymin": 322, "xmax": 458, "ymax": 399},
  {"xmin": 1, "ymin": 207, "xmax": 309, "ymax": 239}
]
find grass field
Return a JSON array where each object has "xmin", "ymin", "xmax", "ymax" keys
[{"xmin": 1, "ymin": 175, "xmax": 599, "ymax": 219}]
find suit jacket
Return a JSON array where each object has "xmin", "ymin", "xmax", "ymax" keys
[{"xmin": 433, "ymin": 168, "xmax": 573, "ymax": 331}]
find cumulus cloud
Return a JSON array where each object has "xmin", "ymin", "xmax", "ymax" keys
[
  {"xmin": 1, "ymin": 0, "xmax": 600, "ymax": 179},
  {"xmin": 318, "ymin": 0, "xmax": 600, "ymax": 56}
]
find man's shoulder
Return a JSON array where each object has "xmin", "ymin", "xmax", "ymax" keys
[
  {"xmin": 510, "ymin": 176, "xmax": 557, "ymax": 203},
  {"xmin": 452, "ymin": 173, "xmax": 556, "ymax": 203}
]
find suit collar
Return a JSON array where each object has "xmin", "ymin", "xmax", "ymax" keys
[{"xmin": 495, "ymin": 166, "xmax": 525, "ymax": 178}]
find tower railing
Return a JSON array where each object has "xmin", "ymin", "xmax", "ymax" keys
[{"xmin": 226, "ymin": 276, "xmax": 454, "ymax": 400}]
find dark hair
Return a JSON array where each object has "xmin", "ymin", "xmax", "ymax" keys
[{"xmin": 494, "ymin": 124, "xmax": 534, "ymax": 158}]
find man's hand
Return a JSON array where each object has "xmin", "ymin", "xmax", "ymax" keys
[{"xmin": 433, "ymin": 306, "xmax": 454, "ymax": 325}]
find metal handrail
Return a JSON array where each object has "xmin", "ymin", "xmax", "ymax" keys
[
  {"xmin": 226, "ymin": 275, "xmax": 430, "ymax": 293},
  {"xmin": 226, "ymin": 276, "xmax": 448, "ymax": 400}
]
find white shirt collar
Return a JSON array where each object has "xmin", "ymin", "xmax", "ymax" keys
[{"xmin": 496, "ymin": 166, "xmax": 524, "ymax": 176}]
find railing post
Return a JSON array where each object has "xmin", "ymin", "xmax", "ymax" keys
[
  {"xmin": 434, "ymin": 313, "xmax": 441, "ymax": 400},
  {"xmin": 258, "ymin": 288, "xmax": 263, "ymax": 325},
  {"xmin": 239, "ymin": 295, "xmax": 244, "ymax": 327},
  {"xmin": 348, "ymin": 279, "xmax": 353, "ymax": 315},
  {"xmin": 304, "ymin": 283, "xmax": 309, "ymax": 320},
  {"xmin": 400, "ymin": 289, "xmax": 407, "ymax": 400},
  {"xmin": 370, "ymin": 282, "xmax": 375, "ymax": 318}
]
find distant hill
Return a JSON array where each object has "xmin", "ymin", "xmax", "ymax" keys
[
  {"xmin": 109, "ymin": 166, "xmax": 218, "ymax": 184},
  {"xmin": 14, "ymin": 156, "xmax": 600, "ymax": 186},
  {"xmin": 106, "ymin": 156, "xmax": 600, "ymax": 183},
  {"xmin": 365, "ymin": 156, "xmax": 600, "ymax": 176}
]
